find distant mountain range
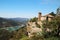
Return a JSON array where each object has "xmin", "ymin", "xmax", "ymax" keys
[
  {"xmin": 8, "ymin": 18, "xmax": 28, "ymax": 22},
  {"xmin": 0, "ymin": 17, "xmax": 29, "ymax": 28},
  {"xmin": 8, "ymin": 17, "xmax": 29, "ymax": 24}
]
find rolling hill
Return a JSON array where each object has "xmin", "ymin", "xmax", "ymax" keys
[{"xmin": 0, "ymin": 17, "xmax": 24, "ymax": 28}]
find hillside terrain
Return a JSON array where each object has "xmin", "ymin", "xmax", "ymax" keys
[
  {"xmin": 8, "ymin": 18, "xmax": 28, "ymax": 24},
  {"xmin": 0, "ymin": 17, "xmax": 28, "ymax": 28}
]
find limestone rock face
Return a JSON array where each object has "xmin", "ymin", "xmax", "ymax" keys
[{"xmin": 27, "ymin": 21, "xmax": 43, "ymax": 37}]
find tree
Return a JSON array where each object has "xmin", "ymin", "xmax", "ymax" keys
[
  {"xmin": 56, "ymin": 7, "xmax": 60, "ymax": 16},
  {"xmin": 49, "ymin": 12, "xmax": 56, "ymax": 16},
  {"xmin": 55, "ymin": 16, "xmax": 60, "ymax": 36},
  {"xmin": 30, "ymin": 17, "xmax": 38, "ymax": 22},
  {"xmin": 42, "ymin": 15, "xmax": 60, "ymax": 37}
]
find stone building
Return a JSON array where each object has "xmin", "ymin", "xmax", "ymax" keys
[
  {"xmin": 27, "ymin": 12, "xmax": 54, "ymax": 37},
  {"xmin": 38, "ymin": 12, "xmax": 54, "ymax": 21}
]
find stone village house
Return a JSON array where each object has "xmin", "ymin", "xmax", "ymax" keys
[{"xmin": 27, "ymin": 12, "xmax": 54, "ymax": 37}]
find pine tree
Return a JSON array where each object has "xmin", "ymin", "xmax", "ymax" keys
[{"xmin": 56, "ymin": 7, "xmax": 60, "ymax": 16}]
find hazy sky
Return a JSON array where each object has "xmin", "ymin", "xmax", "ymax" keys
[{"xmin": 0, "ymin": 0, "xmax": 60, "ymax": 18}]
